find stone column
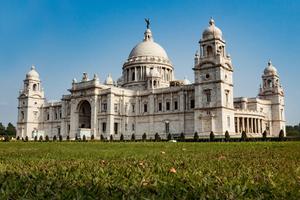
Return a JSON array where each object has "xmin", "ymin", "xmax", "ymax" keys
[
  {"xmin": 90, "ymin": 95, "xmax": 98, "ymax": 138},
  {"xmin": 242, "ymin": 117, "xmax": 245, "ymax": 132},
  {"xmin": 107, "ymin": 93, "xmax": 114, "ymax": 139}
]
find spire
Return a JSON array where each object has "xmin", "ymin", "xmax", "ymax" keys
[
  {"xmin": 209, "ymin": 17, "xmax": 215, "ymax": 26},
  {"xmin": 268, "ymin": 59, "xmax": 272, "ymax": 66}
]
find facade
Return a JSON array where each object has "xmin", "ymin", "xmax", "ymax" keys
[{"xmin": 17, "ymin": 19, "xmax": 286, "ymax": 140}]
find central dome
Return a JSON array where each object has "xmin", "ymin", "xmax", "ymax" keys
[{"xmin": 128, "ymin": 29, "xmax": 169, "ymax": 59}]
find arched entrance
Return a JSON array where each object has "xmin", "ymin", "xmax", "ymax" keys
[{"xmin": 78, "ymin": 100, "xmax": 91, "ymax": 129}]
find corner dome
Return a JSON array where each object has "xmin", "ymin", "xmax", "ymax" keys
[
  {"xmin": 202, "ymin": 18, "xmax": 223, "ymax": 40},
  {"xmin": 128, "ymin": 28, "xmax": 169, "ymax": 59},
  {"xmin": 264, "ymin": 60, "xmax": 277, "ymax": 75},
  {"xmin": 26, "ymin": 66, "xmax": 40, "ymax": 80}
]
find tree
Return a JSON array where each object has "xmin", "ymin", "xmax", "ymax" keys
[
  {"xmin": 45, "ymin": 135, "xmax": 49, "ymax": 142},
  {"xmin": 75, "ymin": 135, "xmax": 79, "ymax": 141},
  {"xmin": 194, "ymin": 132, "xmax": 199, "ymax": 142},
  {"xmin": 34, "ymin": 136, "xmax": 38, "ymax": 142},
  {"xmin": 262, "ymin": 130, "xmax": 267, "ymax": 141},
  {"xmin": 5, "ymin": 123, "xmax": 16, "ymax": 136},
  {"xmin": 16, "ymin": 136, "xmax": 20, "ymax": 141},
  {"xmin": 120, "ymin": 134, "xmax": 124, "ymax": 141},
  {"xmin": 180, "ymin": 132, "xmax": 185, "ymax": 141},
  {"xmin": 167, "ymin": 133, "xmax": 172, "ymax": 141},
  {"xmin": 25, "ymin": 136, "xmax": 28, "ymax": 142},
  {"xmin": 39, "ymin": 135, "xmax": 43, "ymax": 141},
  {"xmin": 66, "ymin": 135, "xmax": 70, "ymax": 141},
  {"xmin": 241, "ymin": 131, "xmax": 247, "ymax": 141},
  {"xmin": 279, "ymin": 129, "xmax": 285, "ymax": 141},
  {"xmin": 225, "ymin": 131, "xmax": 230, "ymax": 142},
  {"xmin": 0, "ymin": 123, "xmax": 5, "ymax": 135},
  {"xmin": 59, "ymin": 135, "xmax": 63, "ymax": 142},
  {"xmin": 210, "ymin": 131, "xmax": 215, "ymax": 142},
  {"xmin": 100, "ymin": 134, "xmax": 104, "ymax": 141},
  {"xmin": 110, "ymin": 135, "xmax": 113, "ymax": 141},
  {"xmin": 155, "ymin": 133, "xmax": 160, "ymax": 141},
  {"xmin": 131, "ymin": 133, "xmax": 136, "ymax": 141},
  {"xmin": 91, "ymin": 134, "xmax": 94, "ymax": 141},
  {"xmin": 4, "ymin": 135, "xmax": 9, "ymax": 142},
  {"xmin": 82, "ymin": 135, "xmax": 86, "ymax": 142},
  {"xmin": 142, "ymin": 133, "xmax": 147, "ymax": 141},
  {"xmin": 53, "ymin": 135, "xmax": 57, "ymax": 141}
]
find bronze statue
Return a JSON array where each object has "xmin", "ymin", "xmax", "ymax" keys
[{"xmin": 145, "ymin": 18, "xmax": 150, "ymax": 29}]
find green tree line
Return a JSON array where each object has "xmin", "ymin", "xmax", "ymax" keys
[
  {"xmin": 286, "ymin": 123, "xmax": 300, "ymax": 136},
  {"xmin": 0, "ymin": 123, "xmax": 16, "ymax": 136}
]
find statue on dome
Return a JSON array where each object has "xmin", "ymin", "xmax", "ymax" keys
[{"xmin": 145, "ymin": 18, "xmax": 150, "ymax": 29}]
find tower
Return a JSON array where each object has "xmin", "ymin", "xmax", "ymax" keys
[
  {"xmin": 193, "ymin": 18, "xmax": 235, "ymax": 135},
  {"xmin": 17, "ymin": 66, "xmax": 45, "ymax": 139},
  {"xmin": 259, "ymin": 60, "xmax": 285, "ymax": 136}
]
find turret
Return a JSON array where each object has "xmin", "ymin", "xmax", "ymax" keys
[
  {"xmin": 193, "ymin": 18, "xmax": 235, "ymax": 135},
  {"xmin": 259, "ymin": 60, "xmax": 285, "ymax": 136},
  {"xmin": 17, "ymin": 66, "xmax": 45, "ymax": 139}
]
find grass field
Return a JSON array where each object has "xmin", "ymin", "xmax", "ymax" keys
[{"xmin": 0, "ymin": 141, "xmax": 299, "ymax": 199}]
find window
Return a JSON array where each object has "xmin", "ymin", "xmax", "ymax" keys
[
  {"xmin": 158, "ymin": 102, "xmax": 162, "ymax": 111},
  {"xmin": 207, "ymin": 46, "xmax": 213, "ymax": 57},
  {"xmin": 132, "ymin": 71, "xmax": 135, "ymax": 81},
  {"xmin": 47, "ymin": 113, "xmax": 50, "ymax": 120},
  {"xmin": 132, "ymin": 124, "xmax": 135, "ymax": 131},
  {"xmin": 102, "ymin": 123, "xmax": 106, "ymax": 133},
  {"xmin": 225, "ymin": 90, "xmax": 229, "ymax": 106},
  {"xmin": 166, "ymin": 102, "xmax": 170, "ymax": 111},
  {"xmin": 125, "ymin": 123, "xmax": 128, "ymax": 131},
  {"xmin": 114, "ymin": 103, "xmax": 118, "ymax": 113},
  {"xmin": 174, "ymin": 101, "xmax": 178, "ymax": 110},
  {"xmin": 114, "ymin": 123, "xmax": 118, "ymax": 134},
  {"xmin": 21, "ymin": 111, "xmax": 24, "ymax": 120},
  {"xmin": 33, "ymin": 84, "xmax": 37, "ymax": 91},
  {"xmin": 58, "ymin": 127, "xmax": 61, "ymax": 135},
  {"xmin": 227, "ymin": 116, "xmax": 230, "ymax": 128},
  {"xmin": 204, "ymin": 89, "xmax": 211, "ymax": 103},
  {"xmin": 144, "ymin": 104, "xmax": 148, "ymax": 112},
  {"xmin": 165, "ymin": 122, "xmax": 170, "ymax": 133},
  {"xmin": 190, "ymin": 100, "xmax": 195, "ymax": 109},
  {"xmin": 132, "ymin": 104, "xmax": 135, "ymax": 113},
  {"xmin": 101, "ymin": 103, "xmax": 107, "ymax": 112}
]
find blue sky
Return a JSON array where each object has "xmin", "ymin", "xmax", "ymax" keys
[{"xmin": 0, "ymin": 0, "xmax": 299, "ymax": 125}]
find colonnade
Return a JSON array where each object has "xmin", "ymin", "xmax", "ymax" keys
[
  {"xmin": 235, "ymin": 117, "xmax": 263, "ymax": 134},
  {"xmin": 124, "ymin": 66, "xmax": 172, "ymax": 82}
]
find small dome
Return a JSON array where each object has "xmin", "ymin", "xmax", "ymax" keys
[
  {"xmin": 264, "ymin": 60, "xmax": 277, "ymax": 75},
  {"xmin": 148, "ymin": 68, "xmax": 160, "ymax": 78},
  {"xmin": 128, "ymin": 28, "xmax": 169, "ymax": 59},
  {"xmin": 183, "ymin": 77, "xmax": 191, "ymax": 85},
  {"xmin": 202, "ymin": 18, "xmax": 223, "ymax": 40},
  {"xmin": 105, "ymin": 74, "xmax": 113, "ymax": 85},
  {"xmin": 26, "ymin": 66, "xmax": 40, "ymax": 80}
]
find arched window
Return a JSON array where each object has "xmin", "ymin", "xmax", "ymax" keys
[
  {"xmin": 267, "ymin": 79, "xmax": 273, "ymax": 88},
  {"xmin": 33, "ymin": 84, "xmax": 37, "ymax": 91},
  {"xmin": 207, "ymin": 46, "xmax": 213, "ymax": 57}
]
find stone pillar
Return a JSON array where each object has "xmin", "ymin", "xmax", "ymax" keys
[
  {"xmin": 242, "ymin": 117, "xmax": 245, "ymax": 132},
  {"xmin": 70, "ymin": 99, "xmax": 79, "ymax": 139},
  {"xmin": 107, "ymin": 93, "xmax": 114, "ymax": 139},
  {"xmin": 90, "ymin": 95, "xmax": 98, "ymax": 138}
]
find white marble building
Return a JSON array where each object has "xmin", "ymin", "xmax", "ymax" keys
[{"xmin": 17, "ymin": 19, "xmax": 286, "ymax": 140}]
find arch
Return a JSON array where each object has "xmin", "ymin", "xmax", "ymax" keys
[
  {"xmin": 33, "ymin": 84, "xmax": 37, "ymax": 91},
  {"xmin": 267, "ymin": 79, "xmax": 273, "ymax": 88},
  {"xmin": 77, "ymin": 100, "xmax": 91, "ymax": 129},
  {"xmin": 207, "ymin": 46, "xmax": 213, "ymax": 57}
]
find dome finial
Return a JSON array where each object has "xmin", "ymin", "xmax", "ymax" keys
[
  {"xmin": 268, "ymin": 59, "xmax": 272, "ymax": 66},
  {"xmin": 31, "ymin": 65, "xmax": 35, "ymax": 70},
  {"xmin": 209, "ymin": 17, "xmax": 215, "ymax": 26}
]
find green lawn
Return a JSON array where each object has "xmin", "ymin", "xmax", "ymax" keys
[{"xmin": 0, "ymin": 141, "xmax": 299, "ymax": 199}]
